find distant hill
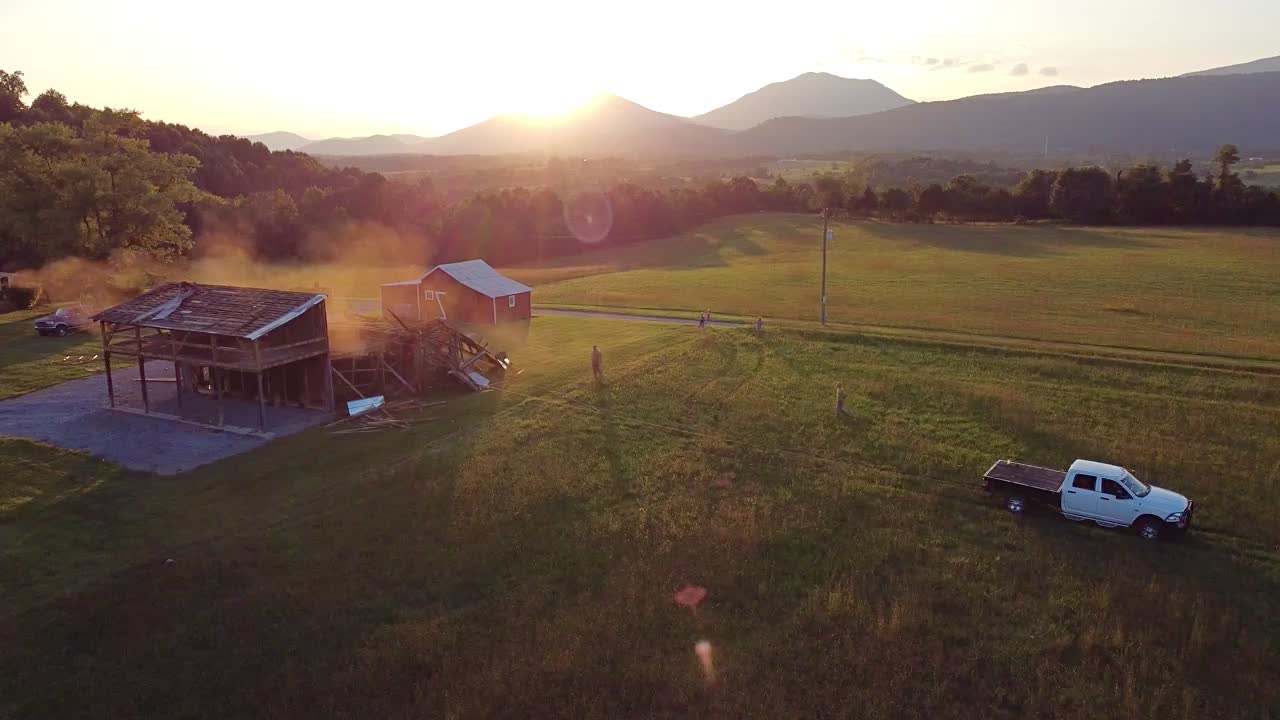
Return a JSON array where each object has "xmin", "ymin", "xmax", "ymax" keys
[
  {"xmin": 245, "ymin": 131, "xmax": 312, "ymax": 151},
  {"xmin": 693, "ymin": 72, "xmax": 914, "ymax": 130},
  {"xmin": 293, "ymin": 95, "xmax": 727, "ymax": 157},
  {"xmin": 1184, "ymin": 55, "xmax": 1280, "ymax": 76},
  {"xmin": 729, "ymin": 72, "xmax": 1280, "ymax": 156},
  {"xmin": 299, "ymin": 134, "xmax": 430, "ymax": 156},
  {"xmin": 414, "ymin": 94, "xmax": 729, "ymax": 157}
]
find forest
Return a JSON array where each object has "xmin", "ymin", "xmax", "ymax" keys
[{"xmin": 2, "ymin": 67, "xmax": 1278, "ymax": 275}]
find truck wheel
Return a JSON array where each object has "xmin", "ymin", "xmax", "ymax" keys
[
  {"xmin": 56, "ymin": 324, "xmax": 69, "ymax": 336},
  {"xmin": 1136, "ymin": 519, "xmax": 1161, "ymax": 541},
  {"xmin": 1006, "ymin": 496, "xmax": 1026, "ymax": 514}
]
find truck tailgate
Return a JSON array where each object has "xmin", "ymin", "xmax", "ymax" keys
[{"xmin": 984, "ymin": 460, "xmax": 1065, "ymax": 493}]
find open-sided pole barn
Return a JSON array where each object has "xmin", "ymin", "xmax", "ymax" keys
[{"xmin": 92, "ymin": 282, "xmax": 333, "ymax": 432}]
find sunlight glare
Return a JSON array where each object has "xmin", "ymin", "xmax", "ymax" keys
[{"xmin": 505, "ymin": 83, "xmax": 602, "ymax": 121}]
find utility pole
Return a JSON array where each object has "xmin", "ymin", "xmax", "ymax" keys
[{"xmin": 820, "ymin": 208, "xmax": 829, "ymax": 325}]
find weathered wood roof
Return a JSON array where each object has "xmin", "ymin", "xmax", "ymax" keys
[{"xmin": 92, "ymin": 282, "xmax": 326, "ymax": 339}]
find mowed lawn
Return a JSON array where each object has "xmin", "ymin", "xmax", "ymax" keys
[
  {"xmin": 0, "ymin": 308, "xmax": 103, "ymax": 400},
  {"xmin": 509, "ymin": 214, "xmax": 1280, "ymax": 359},
  {"xmin": 3, "ymin": 316, "xmax": 1279, "ymax": 719}
]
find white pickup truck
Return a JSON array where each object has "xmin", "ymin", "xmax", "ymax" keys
[{"xmin": 983, "ymin": 459, "xmax": 1194, "ymax": 540}]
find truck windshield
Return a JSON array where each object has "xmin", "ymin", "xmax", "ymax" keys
[{"xmin": 1121, "ymin": 472, "xmax": 1150, "ymax": 497}]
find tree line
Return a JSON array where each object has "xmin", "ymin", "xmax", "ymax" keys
[
  {"xmin": 802, "ymin": 146, "xmax": 1280, "ymax": 225},
  {"xmin": 2, "ymin": 67, "xmax": 1278, "ymax": 276}
]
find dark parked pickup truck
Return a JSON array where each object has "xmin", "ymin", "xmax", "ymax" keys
[{"xmin": 33, "ymin": 306, "xmax": 92, "ymax": 336}]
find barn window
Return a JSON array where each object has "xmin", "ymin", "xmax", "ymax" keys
[
  {"xmin": 424, "ymin": 290, "xmax": 434, "ymax": 301},
  {"xmin": 508, "ymin": 295, "xmax": 516, "ymax": 308}
]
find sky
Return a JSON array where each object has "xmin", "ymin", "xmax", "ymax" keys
[{"xmin": 3, "ymin": 0, "xmax": 1278, "ymax": 139}]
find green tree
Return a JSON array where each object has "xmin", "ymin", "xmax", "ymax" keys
[
  {"xmin": 29, "ymin": 89, "xmax": 72, "ymax": 125},
  {"xmin": 859, "ymin": 187, "xmax": 878, "ymax": 216},
  {"xmin": 916, "ymin": 183, "xmax": 946, "ymax": 222},
  {"xmin": 881, "ymin": 187, "xmax": 912, "ymax": 219},
  {"xmin": 0, "ymin": 68, "xmax": 28, "ymax": 123},
  {"xmin": 1050, "ymin": 167, "xmax": 1113, "ymax": 224},
  {"xmin": 1115, "ymin": 164, "xmax": 1169, "ymax": 224},
  {"xmin": 944, "ymin": 174, "xmax": 992, "ymax": 220},
  {"xmin": 1215, "ymin": 144, "xmax": 1240, "ymax": 183},
  {"xmin": 1012, "ymin": 169, "xmax": 1058, "ymax": 219},
  {"xmin": 1165, "ymin": 159, "xmax": 1201, "ymax": 222},
  {"xmin": 813, "ymin": 173, "xmax": 846, "ymax": 210}
]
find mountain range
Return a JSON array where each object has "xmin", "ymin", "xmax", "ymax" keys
[
  {"xmin": 245, "ymin": 56, "xmax": 1280, "ymax": 157},
  {"xmin": 692, "ymin": 72, "xmax": 913, "ymax": 130},
  {"xmin": 1183, "ymin": 55, "xmax": 1280, "ymax": 77},
  {"xmin": 244, "ymin": 131, "xmax": 311, "ymax": 151},
  {"xmin": 730, "ymin": 72, "xmax": 1280, "ymax": 155}
]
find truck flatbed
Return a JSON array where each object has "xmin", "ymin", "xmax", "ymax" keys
[{"xmin": 983, "ymin": 460, "xmax": 1066, "ymax": 493}]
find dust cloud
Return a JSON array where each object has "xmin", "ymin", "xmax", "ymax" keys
[{"xmin": 14, "ymin": 220, "xmax": 433, "ymax": 316}]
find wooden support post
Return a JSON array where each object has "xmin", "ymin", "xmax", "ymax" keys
[
  {"xmin": 253, "ymin": 341, "xmax": 266, "ymax": 431},
  {"xmin": 171, "ymin": 329, "xmax": 183, "ymax": 409},
  {"xmin": 101, "ymin": 322, "xmax": 115, "ymax": 408},
  {"xmin": 215, "ymin": 366, "xmax": 224, "ymax": 427},
  {"xmin": 320, "ymin": 304, "xmax": 335, "ymax": 414},
  {"xmin": 302, "ymin": 359, "xmax": 311, "ymax": 408},
  {"xmin": 174, "ymin": 361, "xmax": 183, "ymax": 408},
  {"xmin": 136, "ymin": 326, "xmax": 149, "ymax": 414},
  {"xmin": 211, "ymin": 335, "xmax": 224, "ymax": 425}
]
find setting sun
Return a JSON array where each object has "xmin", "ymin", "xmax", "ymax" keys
[{"xmin": 505, "ymin": 84, "xmax": 602, "ymax": 120}]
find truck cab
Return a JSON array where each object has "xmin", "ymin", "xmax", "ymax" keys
[{"xmin": 1060, "ymin": 460, "xmax": 1192, "ymax": 538}]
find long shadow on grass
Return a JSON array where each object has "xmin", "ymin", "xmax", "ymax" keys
[
  {"xmin": 0, "ymin": 403, "xmax": 620, "ymax": 719},
  {"xmin": 858, "ymin": 222, "xmax": 1154, "ymax": 258}
]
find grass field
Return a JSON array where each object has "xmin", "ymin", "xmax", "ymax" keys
[
  {"xmin": 0, "ymin": 308, "xmax": 103, "ymax": 400},
  {"xmin": 509, "ymin": 214, "xmax": 1280, "ymax": 359},
  {"xmin": 3, "ymin": 315, "xmax": 1280, "ymax": 718},
  {"xmin": 1242, "ymin": 164, "xmax": 1280, "ymax": 188}
]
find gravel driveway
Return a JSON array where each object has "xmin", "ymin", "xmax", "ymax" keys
[{"xmin": 0, "ymin": 361, "xmax": 329, "ymax": 475}]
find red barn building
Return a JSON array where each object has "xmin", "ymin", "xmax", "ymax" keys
[{"xmin": 381, "ymin": 260, "xmax": 531, "ymax": 325}]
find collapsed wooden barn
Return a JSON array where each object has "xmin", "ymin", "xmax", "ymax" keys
[{"xmin": 92, "ymin": 282, "xmax": 333, "ymax": 432}]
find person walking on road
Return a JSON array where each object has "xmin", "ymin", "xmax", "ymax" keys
[
  {"xmin": 592, "ymin": 345, "xmax": 604, "ymax": 382},
  {"xmin": 697, "ymin": 311, "xmax": 705, "ymax": 329},
  {"xmin": 835, "ymin": 383, "xmax": 848, "ymax": 417}
]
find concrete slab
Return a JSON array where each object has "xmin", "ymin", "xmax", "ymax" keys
[{"xmin": 0, "ymin": 361, "xmax": 330, "ymax": 475}]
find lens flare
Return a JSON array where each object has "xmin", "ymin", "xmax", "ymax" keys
[
  {"xmin": 695, "ymin": 640, "xmax": 716, "ymax": 685},
  {"xmin": 563, "ymin": 191, "xmax": 613, "ymax": 244}
]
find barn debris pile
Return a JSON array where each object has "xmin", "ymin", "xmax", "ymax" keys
[
  {"xmin": 329, "ymin": 314, "xmax": 512, "ymax": 402},
  {"xmin": 326, "ymin": 396, "xmax": 446, "ymax": 435}
]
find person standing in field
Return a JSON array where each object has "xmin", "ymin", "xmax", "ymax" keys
[
  {"xmin": 755, "ymin": 316, "xmax": 764, "ymax": 336},
  {"xmin": 592, "ymin": 345, "xmax": 604, "ymax": 382},
  {"xmin": 835, "ymin": 383, "xmax": 848, "ymax": 417}
]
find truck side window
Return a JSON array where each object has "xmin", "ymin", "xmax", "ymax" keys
[
  {"xmin": 1101, "ymin": 479, "xmax": 1130, "ymax": 499},
  {"xmin": 1072, "ymin": 474, "xmax": 1097, "ymax": 491}
]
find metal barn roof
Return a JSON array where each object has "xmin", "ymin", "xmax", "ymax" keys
[
  {"xmin": 92, "ymin": 282, "xmax": 326, "ymax": 340},
  {"xmin": 421, "ymin": 260, "xmax": 531, "ymax": 298}
]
